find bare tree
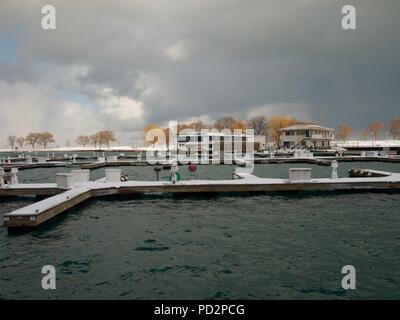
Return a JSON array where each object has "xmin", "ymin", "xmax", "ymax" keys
[
  {"xmin": 247, "ymin": 116, "xmax": 268, "ymax": 136},
  {"xmin": 367, "ymin": 122, "xmax": 383, "ymax": 139},
  {"xmin": 25, "ymin": 133, "xmax": 41, "ymax": 149},
  {"xmin": 191, "ymin": 120, "xmax": 208, "ymax": 132},
  {"xmin": 213, "ymin": 116, "xmax": 248, "ymax": 132},
  {"xmin": 213, "ymin": 117, "xmax": 237, "ymax": 131},
  {"xmin": 16, "ymin": 137, "xmax": 25, "ymax": 150},
  {"xmin": 177, "ymin": 123, "xmax": 193, "ymax": 133},
  {"xmin": 98, "ymin": 132, "xmax": 105, "ymax": 148},
  {"xmin": 90, "ymin": 134, "xmax": 100, "ymax": 148},
  {"xmin": 98, "ymin": 130, "xmax": 117, "ymax": 148},
  {"xmin": 336, "ymin": 125, "xmax": 353, "ymax": 141},
  {"xmin": 388, "ymin": 118, "xmax": 400, "ymax": 139},
  {"xmin": 7, "ymin": 135, "xmax": 17, "ymax": 150},
  {"xmin": 232, "ymin": 120, "xmax": 247, "ymax": 131},
  {"xmin": 177, "ymin": 121, "xmax": 209, "ymax": 133},
  {"xmin": 75, "ymin": 135, "xmax": 91, "ymax": 148},
  {"xmin": 38, "ymin": 132, "xmax": 55, "ymax": 149}
]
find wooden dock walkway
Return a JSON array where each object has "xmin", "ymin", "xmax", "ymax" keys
[
  {"xmin": 254, "ymin": 158, "xmax": 332, "ymax": 166},
  {"xmin": 1, "ymin": 162, "xmax": 69, "ymax": 172},
  {"xmin": 3, "ymin": 187, "xmax": 91, "ymax": 227},
  {"xmin": 0, "ymin": 183, "xmax": 62, "ymax": 197},
  {"xmin": 79, "ymin": 161, "xmax": 148, "ymax": 169},
  {"xmin": 3, "ymin": 170, "xmax": 400, "ymax": 229}
]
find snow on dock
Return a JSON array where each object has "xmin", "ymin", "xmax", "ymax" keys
[
  {"xmin": 2, "ymin": 167, "xmax": 400, "ymax": 229},
  {"xmin": 233, "ymin": 172, "xmax": 260, "ymax": 180},
  {"xmin": 348, "ymin": 168, "xmax": 393, "ymax": 177},
  {"xmin": 0, "ymin": 183, "xmax": 61, "ymax": 197},
  {"xmin": 79, "ymin": 160, "xmax": 148, "ymax": 170},
  {"xmin": 4, "ymin": 187, "xmax": 91, "ymax": 228},
  {"xmin": 1, "ymin": 162, "xmax": 69, "ymax": 172},
  {"xmin": 6, "ymin": 187, "xmax": 90, "ymax": 216}
]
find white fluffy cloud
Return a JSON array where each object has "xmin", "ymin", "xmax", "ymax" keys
[
  {"xmin": 49, "ymin": 101, "xmax": 103, "ymax": 145},
  {"xmin": 0, "ymin": 76, "xmax": 146, "ymax": 147},
  {"xmin": 0, "ymin": 80, "xmax": 103, "ymax": 147},
  {"xmin": 100, "ymin": 93, "xmax": 145, "ymax": 129},
  {"xmin": 0, "ymin": 81, "xmax": 50, "ymax": 138}
]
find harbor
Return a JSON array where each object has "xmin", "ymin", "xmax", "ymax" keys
[
  {"xmin": 2, "ymin": 0, "xmax": 400, "ymax": 303},
  {"xmin": 1, "ymin": 149, "xmax": 400, "ymax": 171},
  {"xmin": 2, "ymin": 135, "xmax": 400, "ymax": 231},
  {"xmin": 2, "ymin": 161, "xmax": 400, "ymax": 229}
]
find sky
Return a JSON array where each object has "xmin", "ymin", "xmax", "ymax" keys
[{"xmin": 0, "ymin": 0, "xmax": 399, "ymax": 146}]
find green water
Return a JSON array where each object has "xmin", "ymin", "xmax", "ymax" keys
[{"xmin": 1, "ymin": 163, "xmax": 400, "ymax": 299}]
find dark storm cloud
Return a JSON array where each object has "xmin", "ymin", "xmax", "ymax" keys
[{"xmin": 0, "ymin": 0, "xmax": 399, "ymax": 144}]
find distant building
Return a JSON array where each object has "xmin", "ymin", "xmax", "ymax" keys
[
  {"xmin": 177, "ymin": 132, "xmax": 266, "ymax": 157},
  {"xmin": 279, "ymin": 124, "xmax": 334, "ymax": 149}
]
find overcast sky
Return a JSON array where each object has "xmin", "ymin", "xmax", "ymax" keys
[{"xmin": 0, "ymin": 0, "xmax": 399, "ymax": 146}]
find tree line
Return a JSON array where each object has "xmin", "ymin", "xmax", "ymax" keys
[
  {"xmin": 143, "ymin": 116, "xmax": 400, "ymax": 146},
  {"xmin": 75, "ymin": 130, "xmax": 117, "ymax": 149},
  {"xmin": 5, "ymin": 117, "xmax": 400, "ymax": 150},
  {"xmin": 336, "ymin": 118, "xmax": 400, "ymax": 141},
  {"xmin": 6, "ymin": 130, "xmax": 117, "ymax": 150},
  {"xmin": 143, "ymin": 116, "xmax": 297, "ymax": 146},
  {"xmin": 7, "ymin": 132, "xmax": 55, "ymax": 150}
]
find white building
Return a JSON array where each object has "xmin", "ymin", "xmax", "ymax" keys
[
  {"xmin": 177, "ymin": 131, "xmax": 265, "ymax": 157},
  {"xmin": 279, "ymin": 124, "xmax": 334, "ymax": 149}
]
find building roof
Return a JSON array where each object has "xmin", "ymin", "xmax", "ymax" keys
[{"xmin": 279, "ymin": 124, "xmax": 334, "ymax": 131}]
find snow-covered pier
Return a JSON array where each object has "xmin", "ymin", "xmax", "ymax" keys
[
  {"xmin": 2, "ymin": 166, "xmax": 400, "ymax": 229},
  {"xmin": 79, "ymin": 160, "xmax": 148, "ymax": 169},
  {"xmin": 1, "ymin": 162, "xmax": 69, "ymax": 172}
]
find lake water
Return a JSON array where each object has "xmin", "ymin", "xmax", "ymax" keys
[{"xmin": 1, "ymin": 162, "xmax": 400, "ymax": 299}]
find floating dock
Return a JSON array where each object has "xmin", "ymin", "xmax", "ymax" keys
[
  {"xmin": 254, "ymin": 158, "xmax": 332, "ymax": 166},
  {"xmin": 2, "ymin": 154, "xmax": 400, "ymax": 172},
  {"xmin": 79, "ymin": 160, "xmax": 148, "ymax": 169},
  {"xmin": 1, "ymin": 162, "xmax": 70, "ymax": 172},
  {"xmin": 3, "ymin": 187, "xmax": 92, "ymax": 227},
  {"xmin": 2, "ymin": 167, "xmax": 400, "ymax": 229}
]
